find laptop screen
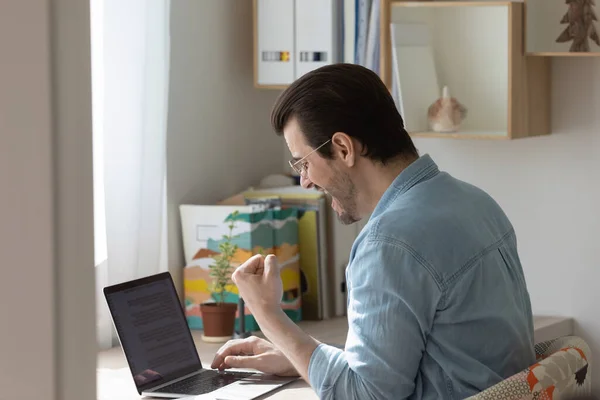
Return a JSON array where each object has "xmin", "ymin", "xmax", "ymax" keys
[{"xmin": 104, "ymin": 272, "xmax": 203, "ymax": 392}]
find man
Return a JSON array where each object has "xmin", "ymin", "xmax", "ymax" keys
[{"xmin": 211, "ymin": 64, "xmax": 535, "ymax": 399}]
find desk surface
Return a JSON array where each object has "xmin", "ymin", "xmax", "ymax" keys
[{"xmin": 97, "ymin": 315, "xmax": 573, "ymax": 400}]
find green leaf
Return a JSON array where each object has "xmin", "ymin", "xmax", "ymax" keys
[{"xmin": 204, "ymin": 209, "xmax": 243, "ymax": 304}]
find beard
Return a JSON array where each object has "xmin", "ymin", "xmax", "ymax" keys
[{"xmin": 326, "ymin": 171, "xmax": 359, "ymax": 225}]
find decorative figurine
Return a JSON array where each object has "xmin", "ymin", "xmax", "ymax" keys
[
  {"xmin": 427, "ymin": 86, "xmax": 467, "ymax": 133},
  {"xmin": 556, "ymin": 0, "xmax": 600, "ymax": 52}
]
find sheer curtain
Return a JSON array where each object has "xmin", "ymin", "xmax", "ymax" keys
[{"xmin": 91, "ymin": 0, "xmax": 171, "ymax": 350}]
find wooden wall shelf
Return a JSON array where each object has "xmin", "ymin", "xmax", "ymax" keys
[
  {"xmin": 381, "ymin": 0, "xmax": 552, "ymax": 140},
  {"xmin": 527, "ymin": 52, "xmax": 600, "ymax": 57},
  {"xmin": 252, "ymin": 0, "xmax": 553, "ymax": 140},
  {"xmin": 409, "ymin": 131, "xmax": 510, "ymax": 141}
]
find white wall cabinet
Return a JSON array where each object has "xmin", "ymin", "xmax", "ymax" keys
[{"xmin": 254, "ymin": 0, "xmax": 342, "ymax": 88}]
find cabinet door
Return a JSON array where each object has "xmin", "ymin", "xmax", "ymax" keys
[
  {"xmin": 295, "ymin": 0, "xmax": 340, "ymax": 79},
  {"xmin": 256, "ymin": 0, "xmax": 295, "ymax": 86}
]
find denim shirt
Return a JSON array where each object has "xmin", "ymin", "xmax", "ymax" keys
[{"xmin": 308, "ymin": 154, "xmax": 535, "ymax": 400}]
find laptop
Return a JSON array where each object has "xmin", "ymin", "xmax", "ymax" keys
[{"xmin": 103, "ymin": 271, "xmax": 297, "ymax": 399}]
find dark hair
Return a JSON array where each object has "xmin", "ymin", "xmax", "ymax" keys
[{"xmin": 270, "ymin": 63, "xmax": 418, "ymax": 164}]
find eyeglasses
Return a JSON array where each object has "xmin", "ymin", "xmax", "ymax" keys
[{"xmin": 288, "ymin": 139, "xmax": 331, "ymax": 177}]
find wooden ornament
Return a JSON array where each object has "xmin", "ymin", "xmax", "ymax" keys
[{"xmin": 556, "ymin": 0, "xmax": 600, "ymax": 52}]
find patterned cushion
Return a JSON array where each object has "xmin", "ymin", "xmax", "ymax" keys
[{"xmin": 467, "ymin": 336, "xmax": 591, "ymax": 400}]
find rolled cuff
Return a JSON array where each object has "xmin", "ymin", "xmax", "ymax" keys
[{"xmin": 308, "ymin": 343, "xmax": 347, "ymax": 398}]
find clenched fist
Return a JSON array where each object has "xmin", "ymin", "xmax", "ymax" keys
[{"xmin": 232, "ymin": 254, "xmax": 283, "ymax": 315}]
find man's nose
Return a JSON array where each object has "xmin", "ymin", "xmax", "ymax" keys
[{"xmin": 300, "ymin": 175, "xmax": 314, "ymax": 189}]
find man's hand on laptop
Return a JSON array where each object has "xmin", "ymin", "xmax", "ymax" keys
[
  {"xmin": 211, "ymin": 336, "xmax": 299, "ymax": 377},
  {"xmin": 225, "ymin": 253, "xmax": 319, "ymax": 384}
]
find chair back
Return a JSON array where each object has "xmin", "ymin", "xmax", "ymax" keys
[{"xmin": 467, "ymin": 336, "xmax": 591, "ymax": 400}]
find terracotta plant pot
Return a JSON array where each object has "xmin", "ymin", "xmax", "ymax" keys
[{"xmin": 199, "ymin": 302, "xmax": 238, "ymax": 343}]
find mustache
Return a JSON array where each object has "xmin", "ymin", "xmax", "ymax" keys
[{"xmin": 314, "ymin": 185, "xmax": 330, "ymax": 195}]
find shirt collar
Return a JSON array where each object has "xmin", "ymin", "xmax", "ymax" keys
[{"xmin": 371, "ymin": 153, "xmax": 440, "ymax": 218}]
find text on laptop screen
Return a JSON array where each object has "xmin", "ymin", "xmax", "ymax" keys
[{"xmin": 105, "ymin": 277, "xmax": 201, "ymax": 386}]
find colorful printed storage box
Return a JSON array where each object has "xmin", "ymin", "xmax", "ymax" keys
[{"xmin": 179, "ymin": 205, "xmax": 301, "ymax": 331}]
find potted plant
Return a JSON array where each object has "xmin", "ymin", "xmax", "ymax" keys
[{"xmin": 200, "ymin": 210, "xmax": 240, "ymax": 343}]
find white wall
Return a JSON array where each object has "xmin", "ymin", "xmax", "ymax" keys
[
  {"xmin": 0, "ymin": 0, "xmax": 96, "ymax": 399},
  {"xmin": 413, "ymin": 57, "xmax": 600, "ymax": 392},
  {"xmin": 167, "ymin": 0, "xmax": 284, "ymax": 294}
]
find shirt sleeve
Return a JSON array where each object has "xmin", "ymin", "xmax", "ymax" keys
[{"xmin": 307, "ymin": 236, "xmax": 443, "ymax": 400}]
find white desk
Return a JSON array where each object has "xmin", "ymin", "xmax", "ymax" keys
[{"xmin": 97, "ymin": 316, "xmax": 573, "ymax": 400}]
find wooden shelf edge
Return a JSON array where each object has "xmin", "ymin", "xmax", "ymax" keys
[
  {"xmin": 380, "ymin": 0, "xmax": 392, "ymax": 89},
  {"xmin": 254, "ymin": 84, "xmax": 288, "ymax": 90},
  {"xmin": 410, "ymin": 131, "xmax": 551, "ymax": 140},
  {"xmin": 390, "ymin": 1, "xmax": 512, "ymax": 8},
  {"xmin": 510, "ymin": 131, "xmax": 551, "ymax": 140},
  {"xmin": 409, "ymin": 132, "xmax": 510, "ymax": 140},
  {"xmin": 526, "ymin": 52, "xmax": 600, "ymax": 57}
]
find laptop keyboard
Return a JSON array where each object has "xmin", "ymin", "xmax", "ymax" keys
[{"xmin": 156, "ymin": 370, "xmax": 256, "ymax": 395}]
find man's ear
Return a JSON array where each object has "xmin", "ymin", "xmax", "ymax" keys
[{"xmin": 331, "ymin": 132, "xmax": 357, "ymax": 167}]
